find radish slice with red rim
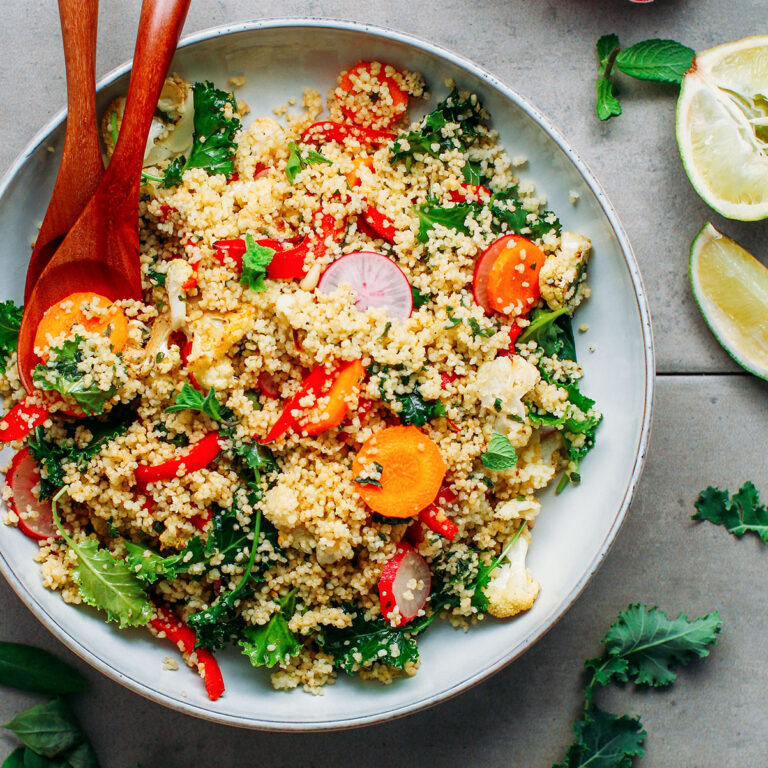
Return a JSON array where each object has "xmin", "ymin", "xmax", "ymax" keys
[
  {"xmin": 317, "ymin": 251, "xmax": 413, "ymax": 322},
  {"xmin": 378, "ymin": 543, "xmax": 431, "ymax": 625},
  {"xmin": 8, "ymin": 448, "xmax": 58, "ymax": 541}
]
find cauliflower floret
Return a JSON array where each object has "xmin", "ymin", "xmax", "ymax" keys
[
  {"xmin": 101, "ymin": 75, "xmax": 193, "ymax": 165},
  {"xmin": 165, "ymin": 258, "xmax": 194, "ymax": 331},
  {"xmin": 494, "ymin": 496, "xmax": 541, "ymax": 522},
  {"xmin": 538, "ymin": 231, "xmax": 592, "ymax": 311},
  {"xmin": 474, "ymin": 356, "xmax": 540, "ymax": 419},
  {"xmin": 187, "ymin": 305, "xmax": 255, "ymax": 383},
  {"xmin": 484, "ymin": 534, "xmax": 540, "ymax": 619}
]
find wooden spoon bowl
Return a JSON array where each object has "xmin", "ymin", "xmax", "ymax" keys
[{"xmin": 17, "ymin": 0, "xmax": 190, "ymax": 392}]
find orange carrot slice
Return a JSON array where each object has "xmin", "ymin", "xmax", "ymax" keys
[
  {"xmin": 485, "ymin": 237, "xmax": 546, "ymax": 316},
  {"xmin": 353, "ymin": 426, "xmax": 446, "ymax": 518},
  {"xmin": 34, "ymin": 292, "xmax": 129, "ymax": 361},
  {"xmin": 300, "ymin": 360, "xmax": 365, "ymax": 436}
]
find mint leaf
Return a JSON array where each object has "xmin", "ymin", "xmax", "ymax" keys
[
  {"xmin": 52, "ymin": 493, "xmax": 152, "ymax": 628},
  {"xmin": 0, "ymin": 642, "xmax": 86, "ymax": 695},
  {"xmin": 166, "ymin": 381, "xmax": 223, "ymax": 422},
  {"xmin": 285, "ymin": 141, "xmax": 332, "ymax": 184},
  {"xmin": 693, "ymin": 482, "xmax": 768, "ymax": 542},
  {"xmin": 586, "ymin": 604, "xmax": 722, "ymax": 689},
  {"xmin": 596, "ymin": 34, "xmax": 620, "ymax": 72},
  {"xmin": 240, "ymin": 234, "xmax": 274, "ymax": 292},
  {"xmin": 614, "ymin": 39, "xmax": 695, "ymax": 84},
  {"xmin": 596, "ymin": 78, "xmax": 622, "ymax": 121},
  {"xmin": 239, "ymin": 589, "xmax": 301, "ymax": 668},
  {"xmin": 554, "ymin": 706, "xmax": 646, "ymax": 768},
  {"xmin": 481, "ymin": 432, "xmax": 517, "ymax": 471}
]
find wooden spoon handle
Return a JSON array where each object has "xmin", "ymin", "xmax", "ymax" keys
[
  {"xmin": 25, "ymin": 0, "xmax": 102, "ymax": 301},
  {"xmin": 104, "ymin": 0, "xmax": 190, "ymax": 197}
]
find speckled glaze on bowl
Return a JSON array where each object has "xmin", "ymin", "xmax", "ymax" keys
[{"xmin": 0, "ymin": 19, "xmax": 654, "ymax": 730}]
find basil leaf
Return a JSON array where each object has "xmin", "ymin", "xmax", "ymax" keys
[
  {"xmin": 614, "ymin": 39, "xmax": 695, "ymax": 84},
  {"xmin": 3, "ymin": 699, "xmax": 83, "ymax": 759},
  {"xmin": 0, "ymin": 642, "xmax": 86, "ymax": 695},
  {"xmin": 59, "ymin": 740, "xmax": 98, "ymax": 768},
  {"xmin": 1, "ymin": 747, "xmax": 25, "ymax": 768}
]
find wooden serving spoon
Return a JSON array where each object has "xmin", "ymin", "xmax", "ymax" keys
[
  {"xmin": 24, "ymin": 0, "xmax": 103, "ymax": 302},
  {"xmin": 17, "ymin": 0, "xmax": 190, "ymax": 392}
]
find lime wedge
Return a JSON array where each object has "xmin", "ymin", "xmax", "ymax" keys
[
  {"xmin": 690, "ymin": 223, "xmax": 768, "ymax": 379},
  {"xmin": 677, "ymin": 36, "xmax": 768, "ymax": 221}
]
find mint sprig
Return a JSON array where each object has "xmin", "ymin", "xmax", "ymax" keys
[{"xmin": 595, "ymin": 34, "xmax": 695, "ymax": 121}]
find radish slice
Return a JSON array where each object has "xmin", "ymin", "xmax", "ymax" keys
[
  {"xmin": 378, "ymin": 543, "xmax": 431, "ymax": 625},
  {"xmin": 473, "ymin": 234, "xmax": 520, "ymax": 314},
  {"xmin": 317, "ymin": 251, "xmax": 413, "ymax": 321},
  {"xmin": 7, "ymin": 448, "xmax": 58, "ymax": 541}
]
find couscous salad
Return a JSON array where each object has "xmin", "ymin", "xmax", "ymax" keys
[{"xmin": 0, "ymin": 61, "xmax": 600, "ymax": 697}]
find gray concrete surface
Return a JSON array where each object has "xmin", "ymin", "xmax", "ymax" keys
[{"xmin": 1, "ymin": 1, "xmax": 767, "ymax": 766}]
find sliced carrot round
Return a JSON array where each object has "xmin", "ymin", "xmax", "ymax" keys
[
  {"xmin": 486, "ymin": 236, "xmax": 545, "ymax": 316},
  {"xmin": 353, "ymin": 426, "xmax": 446, "ymax": 519},
  {"xmin": 34, "ymin": 292, "xmax": 129, "ymax": 361},
  {"xmin": 300, "ymin": 360, "xmax": 366, "ymax": 436},
  {"xmin": 338, "ymin": 61, "xmax": 409, "ymax": 130}
]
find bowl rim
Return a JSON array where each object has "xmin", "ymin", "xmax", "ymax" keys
[{"xmin": 0, "ymin": 16, "xmax": 655, "ymax": 731}]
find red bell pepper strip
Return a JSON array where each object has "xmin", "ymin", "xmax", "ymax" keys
[
  {"xmin": 448, "ymin": 184, "xmax": 492, "ymax": 203},
  {"xmin": 259, "ymin": 366, "xmax": 333, "ymax": 443},
  {"xmin": 190, "ymin": 508, "xmax": 213, "ymax": 532},
  {"xmin": 498, "ymin": 322, "xmax": 523, "ymax": 357},
  {"xmin": 149, "ymin": 605, "xmax": 225, "ymax": 701},
  {"xmin": 301, "ymin": 121, "xmax": 395, "ymax": 148},
  {"xmin": 417, "ymin": 484, "xmax": 458, "ymax": 540},
  {"xmin": 440, "ymin": 372, "xmax": 458, "ymax": 390},
  {"xmin": 0, "ymin": 398, "xmax": 50, "ymax": 443},
  {"xmin": 361, "ymin": 205, "xmax": 397, "ymax": 243},
  {"xmin": 179, "ymin": 339, "xmax": 201, "ymax": 392},
  {"xmin": 267, "ymin": 238, "xmax": 310, "ymax": 279},
  {"xmin": 135, "ymin": 432, "xmax": 222, "ymax": 484}
]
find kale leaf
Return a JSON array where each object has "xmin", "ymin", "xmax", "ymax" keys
[
  {"xmin": 518, "ymin": 306, "xmax": 576, "ymax": 361},
  {"xmin": 161, "ymin": 81, "xmax": 241, "ymax": 187},
  {"xmin": 391, "ymin": 88, "xmax": 487, "ymax": 169},
  {"xmin": 239, "ymin": 589, "xmax": 301, "ymax": 668},
  {"xmin": 0, "ymin": 299, "xmax": 23, "ymax": 372},
  {"xmin": 32, "ymin": 336, "xmax": 120, "ymax": 415},
  {"xmin": 231, "ymin": 440, "xmax": 279, "ymax": 505},
  {"xmin": 396, "ymin": 386, "xmax": 446, "ymax": 427},
  {"xmin": 693, "ymin": 482, "xmax": 768, "ymax": 542},
  {"xmin": 124, "ymin": 537, "xmax": 205, "ymax": 585},
  {"xmin": 27, "ymin": 405, "xmax": 133, "ymax": 499},
  {"xmin": 416, "ymin": 200, "xmax": 475, "ymax": 243}
]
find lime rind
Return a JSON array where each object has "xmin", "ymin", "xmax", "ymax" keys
[{"xmin": 689, "ymin": 222, "xmax": 768, "ymax": 380}]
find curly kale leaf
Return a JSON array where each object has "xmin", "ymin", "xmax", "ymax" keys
[
  {"xmin": 231, "ymin": 440, "xmax": 279, "ymax": 505},
  {"xmin": 0, "ymin": 299, "xmax": 23, "ymax": 372},
  {"xmin": 391, "ymin": 88, "xmax": 486, "ymax": 169},
  {"xmin": 162, "ymin": 81, "xmax": 241, "ymax": 187},
  {"xmin": 693, "ymin": 482, "xmax": 768, "ymax": 542},
  {"xmin": 518, "ymin": 306, "xmax": 576, "ymax": 362},
  {"xmin": 27, "ymin": 405, "xmax": 133, "ymax": 499},
  {"xmin": 239, "ymin": 589, "xmax": 301, "ymax": 668},
  {"xmin": 32, "ymin": 337, "xmax": 119, "ymax": 415}
]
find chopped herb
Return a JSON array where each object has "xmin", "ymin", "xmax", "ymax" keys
[
  {"xmin": 285, "ymin": 141, "xmax": 332, "ymax": 184},
  {"xmin": 444, "ymin": 305, "xmax": 462, "ymax": 329},
  {"xmin": 411, "ymin": 286, "xmax": 432, "ymax": 309},
  {"xmin": 468, "ymin": 317, "xmax": 495, "ymax": 338},
  {"xmin": 354, "ymin": 462, "xmax": 383, "ymax": 487},
  {"xmin": 396, "ymin": 386, "xmax": 446, "ymax": 427}
]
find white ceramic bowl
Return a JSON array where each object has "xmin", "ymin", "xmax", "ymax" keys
[{"xmin": 0, "ymin": 19, "xmax": 653, "ymax": 730}]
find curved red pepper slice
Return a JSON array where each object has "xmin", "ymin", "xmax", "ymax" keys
[
  {"xmin": 301, "ymin": 121, "xmax": 395, "ymax": 148},
  {"xmin": 0, "ymin": 397, "xmax": 50, "ymax": 443},
  {"xmin": 150, "ymin": 605, "xmax": 225, "ymax": 701},
  {"xmin": 259, "ymin": 366, "xmax": 333, "ymax": 444},
  {"xmin": 417, "ymin": 484, "xmax": 458, "ymax": 540},
  {"xmin": 448, "ymin": 184, "xmax": 492, "ymax": 203},
  {"xmin": 135, "ymin": 432, "xmax": 222, "ymax": 484},
  {"xmin": 497, "ymin": 322, "xmax": 523, "ymax": 357},
  {"xmin": 361, "ymin": 205, "xmax": 396, "ymax": 243}
]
